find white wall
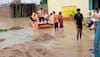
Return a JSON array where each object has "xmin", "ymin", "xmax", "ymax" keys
[{"xmin": 48, "ymin": 0, "xmax": 89, "ymax": 17}]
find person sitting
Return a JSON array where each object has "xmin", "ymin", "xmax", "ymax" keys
[
  {"xmin": 37, "ymin": 8, "xmax": 45, "ymax": 23},
  {"xmin": 44, "ymin": 12, "xmax": 49, "ymax": 24}
]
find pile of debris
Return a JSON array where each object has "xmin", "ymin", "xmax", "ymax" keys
[{"xmin": 34, "ymin": 33, "xmax": 54, "ymax": 42}]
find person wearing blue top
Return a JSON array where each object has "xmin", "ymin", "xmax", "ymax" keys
[{"xmin": 94, "ymin": 20, "xmax": 100, "ymax": 57}]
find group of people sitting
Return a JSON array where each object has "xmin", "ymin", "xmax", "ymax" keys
[{"xmin": 30, "ymin": 8, "xmax": 63, "ymax": 31}]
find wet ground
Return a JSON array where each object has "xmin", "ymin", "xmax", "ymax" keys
[
  {"xmin": 0, "ymin": 17, "xmax": 94, "ymax": 57},
  {"xmin": 0, "ymin": 17, "xmax": 33, "ymax": 48}
]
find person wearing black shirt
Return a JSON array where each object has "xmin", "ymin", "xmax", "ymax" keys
[{"xmin": 74, "ymin": 8, "xmax": 83, "ymax": 40}]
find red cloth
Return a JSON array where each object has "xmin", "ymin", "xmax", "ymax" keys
[
  {"xmin": 58, "ymin": 15, "xmax": 63, "ymax": 28},
  {"xmin": 59, "ymin": 18, "xmax": 63, "ymax": 28}
]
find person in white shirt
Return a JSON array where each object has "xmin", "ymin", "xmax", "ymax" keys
[
  {"xmin": 93, "ymin": 8, "xmax": 100, "ymax": 32},
  {"xmin": 49, "ymin": 13, "xmax": 54, "ymax": 24},
  {"xmin": 94, "ymin": 8, "xmax": 100, "ymax": 22}
]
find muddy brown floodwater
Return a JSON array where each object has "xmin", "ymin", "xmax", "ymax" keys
[{"xmin": 0, "ymin": 17, "xmax": 94, "ymax": 57}]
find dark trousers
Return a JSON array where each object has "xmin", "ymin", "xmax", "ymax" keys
[{"xmin": 39, "ymin": 17, "xmax": 44, "ymax": 22}]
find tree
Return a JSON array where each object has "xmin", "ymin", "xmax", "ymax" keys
[{"xmin": 40, "ymin": 0, "xmax": 47, "ymax": 4}]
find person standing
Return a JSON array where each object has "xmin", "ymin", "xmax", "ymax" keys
[
  {"xmin": 93, "ymin": 8, "xmax": 100, "ymax": 33},
  {"xmin": 48, "ymin": 13, "xmax": 54, "ymax": 24},
  {"xmin": 30, "ymin": 13, "xmax": 39, "ymax": 30},
  {"xmin": 74, "ymin": 8, "xmax": 83, "ymax": 40},
  {"xmin": 58, "ymin": 12, "xmax": 63, "ymax": 28},
  {"xmin": 94, "ymin": 20, "xmax": 100, "ymax": 57},
  {"xmin": 53, "ymin": 11, "xmax": 59, "ymax": 32}
]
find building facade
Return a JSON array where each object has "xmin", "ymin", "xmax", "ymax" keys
[{"xmin": 48, "ymin": 0, "xmax": 99, "ymax": 17}]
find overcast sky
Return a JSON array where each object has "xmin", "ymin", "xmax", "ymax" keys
[{"xmin": 0, "ymin": 0, "xmax": 40, "ymax": 5}]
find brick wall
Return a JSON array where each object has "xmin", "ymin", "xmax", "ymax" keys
[
  {"xmin": 0, "ymin": 7, "xmax": 11, "ymax": 17},
  {"xmin": 0, "ymin": 4, "xmax": 48, "ymax": 18}
]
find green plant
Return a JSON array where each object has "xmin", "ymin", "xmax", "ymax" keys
[
  {"xmin": 40, "ymin": 0, "xmax": 47, "ymax": 4},
  {"xmin": 0, "ymin": 29, "xmax": 8, "ymax": 32},
  {"xmin": 69, "ymin": 11, "xmax": 76, "ymax": 18}
]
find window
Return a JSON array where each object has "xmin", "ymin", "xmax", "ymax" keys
[{"xmin": 89, "ymin": 0, "xmax": 100, "ymax": 10}]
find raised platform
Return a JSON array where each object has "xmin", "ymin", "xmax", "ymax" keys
[{"xmin": 38, "ymin": 23, "xmax": 53, "ymax": 29}]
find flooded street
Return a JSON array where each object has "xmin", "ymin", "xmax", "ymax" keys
[
  {"xmin": 0, "ymin": 17, "xmax": 94, "ymax": 57},
  {"xmin": 0, "ymin": 17, "xmax": 33, "ymax": 48}
]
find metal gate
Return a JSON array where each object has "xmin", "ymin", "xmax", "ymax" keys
[{"xmin": 10, "ymin": 3, "xmax": 36, "ymax": 18}]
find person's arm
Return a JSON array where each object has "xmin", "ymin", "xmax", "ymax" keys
[
  {"xmin": 53, "ymin": 15, "xmax": 55, "ymax": 22},
  {"xmin": 81, "ymin": 14, "xmax": 83, "ymax": 21},
  {"xmin": 37, "ymin": 17, "xmax": 39, "ymax": 22},
  {"xmin": 30, "ymin": 15, "xmax": 34, "ymax": 22},
  {"xmin": 74, "ymin": 14, "xmax": 77, "ymax": 23},
  {"xmin": 81, "ymin": 14, "xmax": 86, "ymax": 25},
  {"xmin": 93, "ymin": 14, "xmax": 95, "ymax": 18}
]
